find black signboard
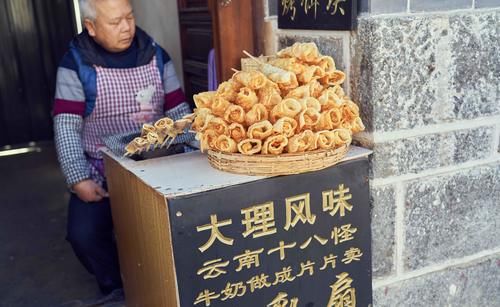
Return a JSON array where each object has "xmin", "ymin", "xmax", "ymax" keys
[
  {"xmin": 168, "ymin": 158, "xmax": 372, "ymax": 306},
  {"xmin": 278, "ymin": 0, "xmax": 357, "ymax": 30}
]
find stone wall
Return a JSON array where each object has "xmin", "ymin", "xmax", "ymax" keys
[{"xmin": 263, "ymin": 1, "xmax": 500, "ymax": 305}]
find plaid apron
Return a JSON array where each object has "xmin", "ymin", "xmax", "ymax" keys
[{"xmin": 82, "ymin": 56, "xmax": 164, "ymax": 179}]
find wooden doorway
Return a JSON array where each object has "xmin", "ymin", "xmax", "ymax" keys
[
  {"xmin": 0, "ymin": 0, "xmax": 77, "ymax": 146},
  {"xmin": 177, "ymin": 0, "xmax": 261, "ymax": 105}
]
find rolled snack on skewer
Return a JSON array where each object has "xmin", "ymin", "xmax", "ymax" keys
[
  {"xmin": 193, "ymin": 91, "xmax": 216, "ymax": 109},
  {"xmin": 262, "ymin": 134, "xmax": 288, "ymax": 155},
  {"xmin": 224, "ymin": 104, "xmax": 246, "ymax": 124},
  {"xmin": 270, "ymin": 98, "xmax": 303, "ymax": 122},
  {"xmin": 272, "ymin": 117, "xmax": 297, "ymax": 138},
  {"xmin": 211, "ymin": 96, "xmax": 231, "ymax": 117},
  {"xmin": 277, "ymin": 42, "xmax": 320, "ymax": 63},
  {"xmin": 245, "ymin": 103, "xmax": 269, "ymax": 126},
  {"xmin": 237, "ymin": 138, "xmax": 262, "ymax": 155},
  {"xmin": 257, "ymin": 85, "xmax": 282, "ymax": 111},
  {"xmin": 215, "ymin": 135, "xmax": 238, "ymax": 153},
  {"xmin": 216, "ymin": 81, "xmax": 240, "ymax": 102},
  {"xmin": 287, "ymin": 130, "xmax": 314, "ymax": 153},
  {"xmin": 316, "ymin": 130, "xmax": 337, "ymax": 149},
  {"xmin": 312, "ymin": 55, "xmax": 336, "ymax": 73},
  {"xmin": 350, "ymin": 117, "xmax": 366, "ymax": 134},
  {"xmin": 299, "ymin": 97, "xmax": 321, "ymax": 112},
  {"xmin": 267, "ymin": 57, "xmax": 305, "ymax": 75},
  {"xmin": 232, "ymin": 71, "xmax": 268, "ymax": 90},
  {"xmin": 315, "ymin": 108, "xmax": 342, "ymax": 131},
  {"xmin": 191, "ymin": 108, "xmax": 214, "ymax": 132},
  {"xmin": 247, "ymin": 120, "xmax": 273, "ymax": 140},
  {"xmin": 297, "ymin": 108, "xmax": 321, "ymax": 131},
  {"xmin": 235, "ymin": 87, "xmax": 258, "ymax": 111},
  {"xmin": 197, "ymin": 129, "xmax": 218, "ymax": 153},
  {"xmin": 141, "ymin": 123, "xmax": 156, "ymax": 137},
  {"xmin": 228, "ymin": 123, "xmax": 247, "ymax": 143},
  {"xmin": 124, "ymin": 137, "xmax": 149, "ymax": 156},
  {"xmin": 332, "ymin": 128, "xmax": 352, "ymax": 146},
  {"xmin": 206, "ymin": 117, "xmax": 229, "ymax": 136}
]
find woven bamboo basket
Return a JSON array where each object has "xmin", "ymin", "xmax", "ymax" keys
[{"xmin": 207, "ymin": 144, "xmax": 349, "ymax": 176}]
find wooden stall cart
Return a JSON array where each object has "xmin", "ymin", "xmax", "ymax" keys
[{"xmin": 104, "ymin": 146, "xmax": 372, "ymax": 307}]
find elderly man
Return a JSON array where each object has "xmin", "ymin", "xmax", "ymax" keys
[{"xmin": 53, "ymin": 0, "xmax": 192, "ymax": 296}]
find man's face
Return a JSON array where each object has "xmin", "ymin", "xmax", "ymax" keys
[{"xmin": 84, "ymin": 0, "xmax": 136, "ymax": 52}]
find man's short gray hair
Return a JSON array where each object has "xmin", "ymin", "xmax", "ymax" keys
[{"xmin": 79, "ymin": 0, "xmax": 97, "ymax": 21}]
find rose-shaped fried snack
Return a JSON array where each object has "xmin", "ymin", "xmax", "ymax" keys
[
  {"xmin": 147, "ymin": 131, "xmax": 165, "ymax": 148},
  {"xmin": 332, "ymin": 128, "xmax": 352, "ymax": 146},
  {"xmin": 205, "ymin": 117, "xmax": 229, "ymax": 135},
  {"xmin": 211, "ymin": 96, "xmax": 231, "ymax": 117},
  {"xmin": 297, "ymin": 108, "xmax": 321, "ymax": 131},
  {"xmin": 277, "ymin": 42, "xmax": 320, "ymax": 63},
  {"xmin": 297, "ymin": 65, "xmax": 325, "ymax": 84},
  {"xmin": 315, "ymin": 108, "xmax": 342, "ymax": 131},
  {"xmin": 237, "ymin": 138, "xmax": 262, "ymax": 155},
  {"xmin": 216, "ymin": 81, "xmax": 239, "ymax": 102},
  {"xmin": 125, "ymin": 137, "xmax": 149, "ymax": 156},
  {"xmin": 308, "ymin": 80, "xmax": 324, "ymax": 98},
  {"xmin": 258, "ymin": 85, "xmax": 282, "ymax": 111},
  {"xmin": 247, "ymin": 120, "xmax": 273, "ymax": 140},
  {"xmin": 340, "ymin": 100, "xmax": 360, "ymax": 122},
  {"xmin": 351, "ymin": 117, "xmax": 366, "ymax": 134},
  {"xmin": 259, "ymin": 63, "xmax": 299, "ymax": 90},
  {"xmin": 299, "ymin": 97, "xmax": 321, "ymax": 112},
  {"xmin": 285, "ymin": 85, "xmax": 310, "ymax": 100},
  {"xmin": 232, "ymin": 71, "xmax": 267, "ymax": 90},
  {"xmin": 270, "ymin": 98, "xmax": 303, "ymax": 122},
  {"xmin": 286, "ymin": 130, "xmax": 316, "ymax": 153},
  {"xmin": 141, "ymin": 123, "xmax": 156, "ymax": 137},
  {"xmin": 228, "ymin": 123, "xmax": 247, "ymax": 143},
  {"xmin": 215, "ymin": 135, "xmax": 238, "ymax": 153},
  {"xmin": 262, "ymin": 134, "xmax": 288, "ymax": 155},
  {"xmin": 272, "ymin": 117, "xmax": 298, "ymax": 138},
  {"xmin": 268, "ymin": 57, "xmax": 305, "ymax": 75},
  {"xmin": 223, "ymin": 104, "xmax": 246, "ymax": 124},
  {"xmin": 320, "ymin": 70, "xmax": 346, "ymax": 86},
  {"xmin": 245, "ymin": 103, "xmax": 269, "ymax": 127},
  {"xmin": 154, "ymin": 117, "xmax": 175, "ymax": 141},
  {"xmin": 197, "ymin": 129, "xmax": 219, "ymax": 152},
  {"xmin": 313, "ymin": 55, "xmax": 336, "ymax": 72},
  {"xmin": 191, "ymin": 108, "xmax": 213, "ymax": 132},
  {"xmin": 318, "ymin": 88, "xmax": 342, "ymax": 111},
  {"xmin": 316, "ymin": 130, "xmax": 337, "ymax": 149},
  {"xmin": 235, "ymin": 87, "xmax": 258, "ymax": 111},
  {"xmin": 302, "ymin": 129, "xmax": 318, "ymax": 151},
  {"xmin": 193, "ymin": 91, "xmax": 216, "ymax": 109}
]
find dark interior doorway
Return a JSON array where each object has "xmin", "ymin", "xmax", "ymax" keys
[{"xmin": 0, "ymin": 0, "xmax": 77, "ymax": 147}]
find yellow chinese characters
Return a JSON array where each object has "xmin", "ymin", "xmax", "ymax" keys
[
  {"xmin": 233, "ymin": 248, "xmax": 264, "ymax": 271},
  {"xmin": 197, "ymin": 214, "xmax": 234, "ymax": 252},
  {"xmin": 327, "ymin": 272, "xmax": 356, "ymax": 307},
  {"xmin": 267, "ymin": 292, "xmax": 299, "ymax": 307},
  {"xmin": 285, "ymin": 193, "xmax": 316, "ymax": 230},
  {"xmin": 241, "ymin": 202, "xmax": 277, "ymax": 238},
  {"xmin": 327, "ymin": 0, "xmax": 347, "ymax": 15},
  {"xmin": 322, "ymin": 184, "xmax": 353, "ymax": 217},
  {"xmin": 196, "ymin": 258, "xmax": 229, "ymax": 279}
]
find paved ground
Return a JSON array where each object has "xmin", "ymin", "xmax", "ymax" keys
[{"xmin": 0, "ymin": 143, "xmax": 123, "ymax": 307}]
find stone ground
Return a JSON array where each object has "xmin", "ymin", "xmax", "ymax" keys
[{"xmin": 0, "ymin": 143, "xmax": 124, "ymax": 307}]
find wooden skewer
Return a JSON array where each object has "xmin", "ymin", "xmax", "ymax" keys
[
  {"xmin": 231, "ymin": 68, "xmax": 239, "ymax": 73},
  {"xmin": 243, "ymin": 50, "xmax": 263, "ymax": 65}
]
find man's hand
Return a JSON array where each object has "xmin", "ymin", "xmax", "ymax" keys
[{"xmin": 72, "ymin": 179, "xmax": 109, "ymax": 203}]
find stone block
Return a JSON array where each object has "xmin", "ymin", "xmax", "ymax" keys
[
  {"xmin": 371, "ymin": 126, "xmax": 494, "ymax": 178},
  {"xmin": 352, "ymin": 10, "xmax": 500, "ymax": 133},
  {"xmin": 449, "ymin": 12, "xmax": 500, "ymax": 120},
  {"xmin": 475, "ymin": 0, "xmax": 500, "ymax": 8},
  {"xmin": 410, "ymin": 0, "xmax": 471, "ymax": 12},
  {"xmin": 278, "ymin": 35, "xmax": 346, "ymax": 72},
  {"xmin": 373, "ymin": 256, "xmax": 500, "ymax": 306},
  {"xmin": 370, "ymin": 184, "xmax": 396, "ymax": 278},
  {"xmin": 371, "ymin": 0, "xmax": 408, "ymax": 14},
  {"xmin": 403, "ymin": 163, "xmax": 500, "ymax": 270}
]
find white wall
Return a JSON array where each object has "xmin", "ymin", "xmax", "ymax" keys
[{"xmin": 130, "ymin": 0, "xmax": 184, "ymax": 87}]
